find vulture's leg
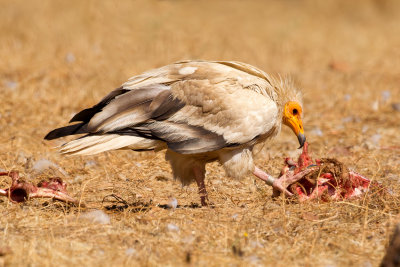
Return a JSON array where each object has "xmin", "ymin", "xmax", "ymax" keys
[
  {"xmin": 193, "ymin": 166, "xmax": 209, "ymax": 206},
  {"xmin": 253, "ymin": 167, "xmax": 315, "ymax": 197}
]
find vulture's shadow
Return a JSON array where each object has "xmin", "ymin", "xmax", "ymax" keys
[
  {"xmin": 102, "ymin": 194, "xmax": 202, "ymax": 212},
  {"xmin": 157, "ymin": 203, "xmax": 201, "ymax": 209}
]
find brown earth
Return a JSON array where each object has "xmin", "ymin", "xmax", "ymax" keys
[{"xmin": 1, "ymin": 0, "xmax": 400, "ymax": 266}]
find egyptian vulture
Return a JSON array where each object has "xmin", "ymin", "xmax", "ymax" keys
[{"xmin": 45, "ymin": 60, "xmax": 309, "ymax": 206}]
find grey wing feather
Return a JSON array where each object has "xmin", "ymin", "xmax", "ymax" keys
[
  {"xmin": 135, "ymin": 121, "xmax": 228, "ymax": 154},
  {"xmin": 87, "ymin": 86, "xmax": 167, "ymax": 132}
]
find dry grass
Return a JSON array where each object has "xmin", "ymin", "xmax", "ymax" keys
[{"xmin": 1, "ymin": 0, "xmax": 400, "ymax": 266}]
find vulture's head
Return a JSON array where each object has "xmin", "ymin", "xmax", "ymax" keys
[
  {"xmin": 273, "ymin": 78, "xmax": 305, "ymax": 148},
  {"xmin": 283, "ymin": 101, "xmax": 305, "ymax": 148}
]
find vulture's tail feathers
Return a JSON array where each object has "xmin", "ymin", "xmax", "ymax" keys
[
  {"xmin": 60, "ymin": 134, "xmax": 160, "ymax": 155},
  {"xmin": 44, "ymin": 123, "xmax": 88, "ymax": 140}
]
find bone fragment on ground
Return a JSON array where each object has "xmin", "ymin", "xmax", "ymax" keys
[{"xmin": 0, "ymin": 171, "xmax": 78, "ymax": 204}]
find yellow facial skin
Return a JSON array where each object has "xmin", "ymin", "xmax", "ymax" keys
[{"xmin": 283, "ymin": 101, "xmax": 306, "ymax": 148}]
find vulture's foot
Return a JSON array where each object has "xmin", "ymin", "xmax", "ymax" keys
[
  {"xmin": 253, "ymin": 166, "xmax": 316, "ymax": 197},
  {"xmin": 199, "ymin": 196, "xmax": 214, "ymax": 207},
  {"xmin": 272, "ymin": 168, "xmax": 316, "ymax": 197},
  {"xmin": 198, "ymin": 190, "xmax": 214, "ymax": 207},
  {"xmin": 0, "ymin": 171, "xmax": 78, "ymax": 204}
]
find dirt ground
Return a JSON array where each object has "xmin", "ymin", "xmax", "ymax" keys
[{"xmin": 1, "ymin": 0, "xmax": 400, "ymax": 266}]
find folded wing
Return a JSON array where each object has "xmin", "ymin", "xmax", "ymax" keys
[{"xmin": 45, "ymin": 61, "xmax": 278, "ymax": 155}]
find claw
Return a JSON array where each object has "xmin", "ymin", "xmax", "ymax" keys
[
  {"xmin": 272, "ymin": 168, "xmax": 318, "ymax": 197},
  {"xmin": 272, "ymin": 179, "xmax": 293, "ymax": 197}
]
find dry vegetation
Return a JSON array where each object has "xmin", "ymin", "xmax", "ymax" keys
[{"xmin": 1, "ymin": 0, "xmax": 400, "ymax": 266}]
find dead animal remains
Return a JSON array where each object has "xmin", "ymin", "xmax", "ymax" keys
[
  {"xmin": 0, "ymin": 171, "xmax": 78, "ymax": 204},
  {"xmin": 275, "ymin": 142, "xmax": 378, "ymax": 201}
]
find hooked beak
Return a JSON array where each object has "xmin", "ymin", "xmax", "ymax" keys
[
  {"xmin": 297, "ymin": 133, "xmax": 306, "ymax": 149},
  {"xmin": 283, "ymin": 116, "xmax": 306, "ymax": 148}
]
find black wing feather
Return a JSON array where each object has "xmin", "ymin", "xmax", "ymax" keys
[
  {"xmin": 44, "ymin": 123, "xmax": 87, "ymax": 140},
  {"xmin": 69, "ymin": 87, "xmax": 129, "ymax": 123}
]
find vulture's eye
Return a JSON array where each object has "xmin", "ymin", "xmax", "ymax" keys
[{"xmin": 292, "ymin": 109, "xmax": 298, "ymax": 115}]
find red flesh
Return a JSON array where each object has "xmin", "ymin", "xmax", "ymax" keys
[{"xmin": 281, "ymin": 143, "xmax": 373, "ymax": 201}]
